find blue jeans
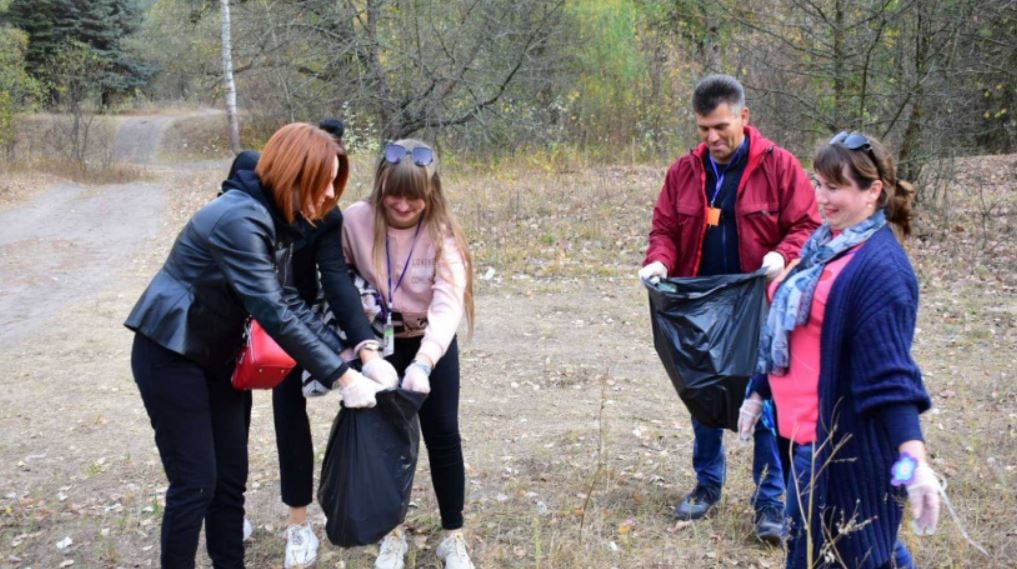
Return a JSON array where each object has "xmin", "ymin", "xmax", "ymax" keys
[
  {"xmin": 691, "ymin": 413, "xmax": 784, "ymax": 512},
  {"xmin": 786, "ymin": 444, "xmax": 914, "ymax": 569}
]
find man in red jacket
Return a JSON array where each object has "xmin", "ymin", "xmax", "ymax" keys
[{"xmin": 640, "ymin": 75, "xmax": 820, "ymax": 543}]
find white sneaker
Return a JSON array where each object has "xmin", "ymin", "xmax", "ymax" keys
[
  {"xmin": 243, "ymin": 517, "xmax": 253, "ymax": 541},
  {"xmin": 374, "ymin": 528, "xmax": 408, "ymax": 569},
  {"xmin": 436, "ymin": 531, "xmax": 475, "ymax": 569},
  {"xmin": 284, "ymin": 522, "xmax": 319, "ymax": 569}
]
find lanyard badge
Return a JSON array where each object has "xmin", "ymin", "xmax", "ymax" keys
[
  {"xmin": 382, "ymin": 307, "xmax": 395, "ymax": 357},
  {"xmin": 706, "ymin": 207, "xmax": 722, "ymax": 227},
  {"xmin": 383, "ymin": 221, "xmax": 423, "ymax": 357},
  {"xmin": 706, "ymin": 142, "xmax": 746, "ymax": 228}
]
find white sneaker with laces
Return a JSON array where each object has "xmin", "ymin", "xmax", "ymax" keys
[
  {"xmin": 284, "ymin": 522, "xmax": 319, "ymax": 569},
  {"xmin": 374, "ymin": 528, "xmax": 408, "ymax": 569},
  {"xmin": 243, "ymin": 517, "xmax": 253, "ymax": 541},
  {"xmin": 436, "ymin": 531, "xmax": 475, "ymax": 569}
]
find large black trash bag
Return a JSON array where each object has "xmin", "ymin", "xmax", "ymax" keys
[
  {"xmin": 645, "ymin": 270, "xmax": 767, "ymax": 431},
  {"xmin": 318, "ymin": 388, "xmax": 427, "ymax": 548}
]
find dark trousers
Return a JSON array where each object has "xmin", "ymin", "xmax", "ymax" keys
[
  {"xmin": 132, "ymin": 334, "xmax": 251, "ymax": 569},
  {"xmin": 391, "ymin": 336, "xmax": 465, "ymax": 530},
  {"xmin": 786, "ymin": 443, "xmax": 914, "ymax": 569},
  {"xmin": 272, "ymin": 367, "xmax": 314, "ymax": 508}
]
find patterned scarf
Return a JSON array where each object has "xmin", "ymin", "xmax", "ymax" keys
[{"xmin": 757, "ymin": 210, "xmax": 886, "ymax": 375}]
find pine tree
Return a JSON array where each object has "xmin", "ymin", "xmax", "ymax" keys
[{"xmin": 3, "ymin": 0, "xmax": 152, "ymax": 105}]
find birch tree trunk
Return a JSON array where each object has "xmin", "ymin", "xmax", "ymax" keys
[{"xmin": 220, "ymin": 0, "xmax": 240, "ymax": 154}]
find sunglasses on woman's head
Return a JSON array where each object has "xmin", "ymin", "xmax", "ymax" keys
[
  {"xmin": 384, "ymin": 144, "xmax": 434, "ymax": 167},
  {"xmin": 829, "ymin": 131, "xmax": 872, "ymax": 150},
  {"xmin": 829, "ymin": 131, "xmax": 884, "ymax": 180}
]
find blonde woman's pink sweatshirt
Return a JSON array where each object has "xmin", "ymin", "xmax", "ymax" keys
[{"xmin": 341, "ymin": 201, "xmax": 467, "ymax": 366}]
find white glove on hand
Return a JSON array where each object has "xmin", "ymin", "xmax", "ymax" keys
[
  {"xmin": 340, "ymin": 372, "xmax": 384, "ymax": 408},
  {"xmin": 907, "ymin": 462, "xmax": 941, "ymax": 536},
  {"xmin": 639, "ymin": 261, "xmax": 667, "ymax": 283},
  {"xmin": 761, "ymin": 251, "xmax": 785, "ymax": 280},
  {"xmin": 402, "ymin": 363, "xmax": 431, "ymax": 394},
  {"xmin": 738, "ymin": 393, "xmax": 763, "ymax": 442},
  {"xmin": 361, "ymin": 357, "xmax": 399, "ymax": 389}
]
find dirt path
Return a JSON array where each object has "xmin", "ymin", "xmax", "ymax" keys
[
  {"xmin": 0, "ymin": 181, "xmax": 163, "ymax": 346},
  {"xmin": 0, "ymin": 111, "xmax": 227, "ymax": 348},
  {"xmin": 110, "ymin": 117, "xmax": 177, "ymax": 166},
  {"xmin": 0, "ymin": 120, "xmax": 1013, "ymax": 568}
]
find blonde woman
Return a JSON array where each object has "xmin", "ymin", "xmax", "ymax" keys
[{"xmin": 341, "ymin": 140, "xmax": 476, "ymax": 569}]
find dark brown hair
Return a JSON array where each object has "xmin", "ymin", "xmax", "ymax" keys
[
  {"xmin": 255, "ymin": 123, "xmax": 342, "ymax": 223},
  {"xmin": 813, "ymin": 134, "xmax": 915, "ymax": 238}
]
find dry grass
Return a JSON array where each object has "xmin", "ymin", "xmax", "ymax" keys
[
  {"xmin": 3, "ymin": 113, "xmax": 151, "ymax": 184},
  {"xmin": 0, "ymin": 146, "xmax": 1013, "ymax": 568}
]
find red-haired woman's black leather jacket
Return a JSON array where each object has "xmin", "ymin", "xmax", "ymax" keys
[{"xmin": 125, "ymin": 170, "xmax": 348, "ymax": 384}]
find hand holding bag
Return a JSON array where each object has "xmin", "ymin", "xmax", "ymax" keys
[{"xmin": 231, "ymin": 319, "xmax": 296, "ymax": 390}]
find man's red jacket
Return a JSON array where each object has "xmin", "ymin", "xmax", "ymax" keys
[{"xmin": 643, "ymin": 125, "xmax": 821, "ymax": 277}]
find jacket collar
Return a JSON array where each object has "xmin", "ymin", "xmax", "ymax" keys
[{"xmin": 221, "ymin": 169, "xmax": 304, "ymax": 243}]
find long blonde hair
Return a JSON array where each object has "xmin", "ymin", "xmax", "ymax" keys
[{"xmin": 369, "ymin": 139, "xmax": 475, "ymax": 335}]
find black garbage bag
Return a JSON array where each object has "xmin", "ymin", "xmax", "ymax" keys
[
  {"xmin": 645, "ymin": 270, "xmax": 767, "ymax": 431},
  {"xmin": 318, "ymin": 388, "xmax": 427, "ymax": 548}
]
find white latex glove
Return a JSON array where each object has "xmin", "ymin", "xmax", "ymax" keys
[
  {"xmin": 401, "ymin": 362, "xmax": 431, "ymax": 394},
  {"xmin": 738, "ymin": 393, "xmax": 763, "ymax": 442},
  {"xmin": 907, "ymin": 462, "xmax": 941, "ymax": 536},
  {"xmin": 761, "ymin": 251, "xmax": 785, "ymax": 280},
  {"xmin": 362, "ymin": 357, "xmax": 399, "ymax": 389},
  {"xmin": 639, "ymin": 261, "xmax": 668, "ymax": 283},
  {"xmin": 340, "ymin": 371, "xmax": 384, "ymax": 408}
]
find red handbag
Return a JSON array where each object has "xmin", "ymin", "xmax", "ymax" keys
[{"xmin": 231, "ymin": 319, "xmax": 296, "ymax": 390}]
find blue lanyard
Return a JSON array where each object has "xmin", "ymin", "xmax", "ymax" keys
[
  {"xmin": 707, "ymin": 140, "xmax": 747, "ymax": 207},
  {"xmin": 385, "ymin": 221, "xmax": 423, "ymax": 310}
]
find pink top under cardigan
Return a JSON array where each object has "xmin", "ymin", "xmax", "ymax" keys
[{"xmin": 768, "ymin": 246, "xmax": 859, "ymax": 444}]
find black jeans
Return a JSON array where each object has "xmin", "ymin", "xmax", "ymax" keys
[
  {"xmin": 272, "ymin": 366, "xmax": 314, "ymax": 508},
  {"xmin": 392, "ymin": 336, "xmax": 465, "ymax": 530},
  {"xmin": 132, "ymin": 334, "xmax": 251, "ymax": 569}
]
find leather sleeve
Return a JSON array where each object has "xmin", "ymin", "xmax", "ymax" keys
[
  {"xmin": 281, "ymin": 279, "xmax": 345, "ymax": 355},
  {"xmin": 314, "ymin": 219, "xmax": 376, "ymax": 348},
  {"xmin": 206, "ymin": 206, "xmax": 348, "ymax": 384}
]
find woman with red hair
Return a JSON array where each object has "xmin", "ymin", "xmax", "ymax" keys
[{"xmin": 126, "ymin": 123, "xmax": 385, "ymax": 568}]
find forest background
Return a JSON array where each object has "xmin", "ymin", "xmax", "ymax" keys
[{"xmin": 1, "ymin": 0, "xmax": 1014, "ymax": 180}]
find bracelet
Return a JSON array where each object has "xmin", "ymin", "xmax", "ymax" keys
[
  {"xmin": 890, "ymin": 452, "xmax": 919, "ymax": 487},
  {"xmin": 359, "ymin": 340, "xmax": 381, "ymax": 354},
  {"xmin": 410, "ymin": 360, "xmax": 433, "ymax": 377}
]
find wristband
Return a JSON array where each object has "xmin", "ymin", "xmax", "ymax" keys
[
  {"xmin": 410, "ymin": 360, "xmax": 433, "ymax": 377},
  {"xmin": 890, "ymin": 452, "xmax": 919, "ymax": 487},
  {"xmin": 358, "ymin": 340, "xmax": 381, "ymax": 354}
]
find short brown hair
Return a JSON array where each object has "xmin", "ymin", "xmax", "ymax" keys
[{"xmin": 256, "ymin": 123, "xmax": 341, "ymax": 223}]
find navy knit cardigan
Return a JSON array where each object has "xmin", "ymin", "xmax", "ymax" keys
[{"xmin": 756, "ymin": 225, "xmax": 932, "ymax": 568}]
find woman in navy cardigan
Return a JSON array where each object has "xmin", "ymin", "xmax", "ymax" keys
[{"xmin": 740, "ymin": 132, "xmax": 941, "ymax": 568}]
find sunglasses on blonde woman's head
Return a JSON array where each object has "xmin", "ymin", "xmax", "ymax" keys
[
  {"xmin": 829, "ymin": 130, "xmax": 885, "ymax": 181},
  {"xmin": 384, "ymin": 144, "xmax": 434, "ymax": 167}
]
